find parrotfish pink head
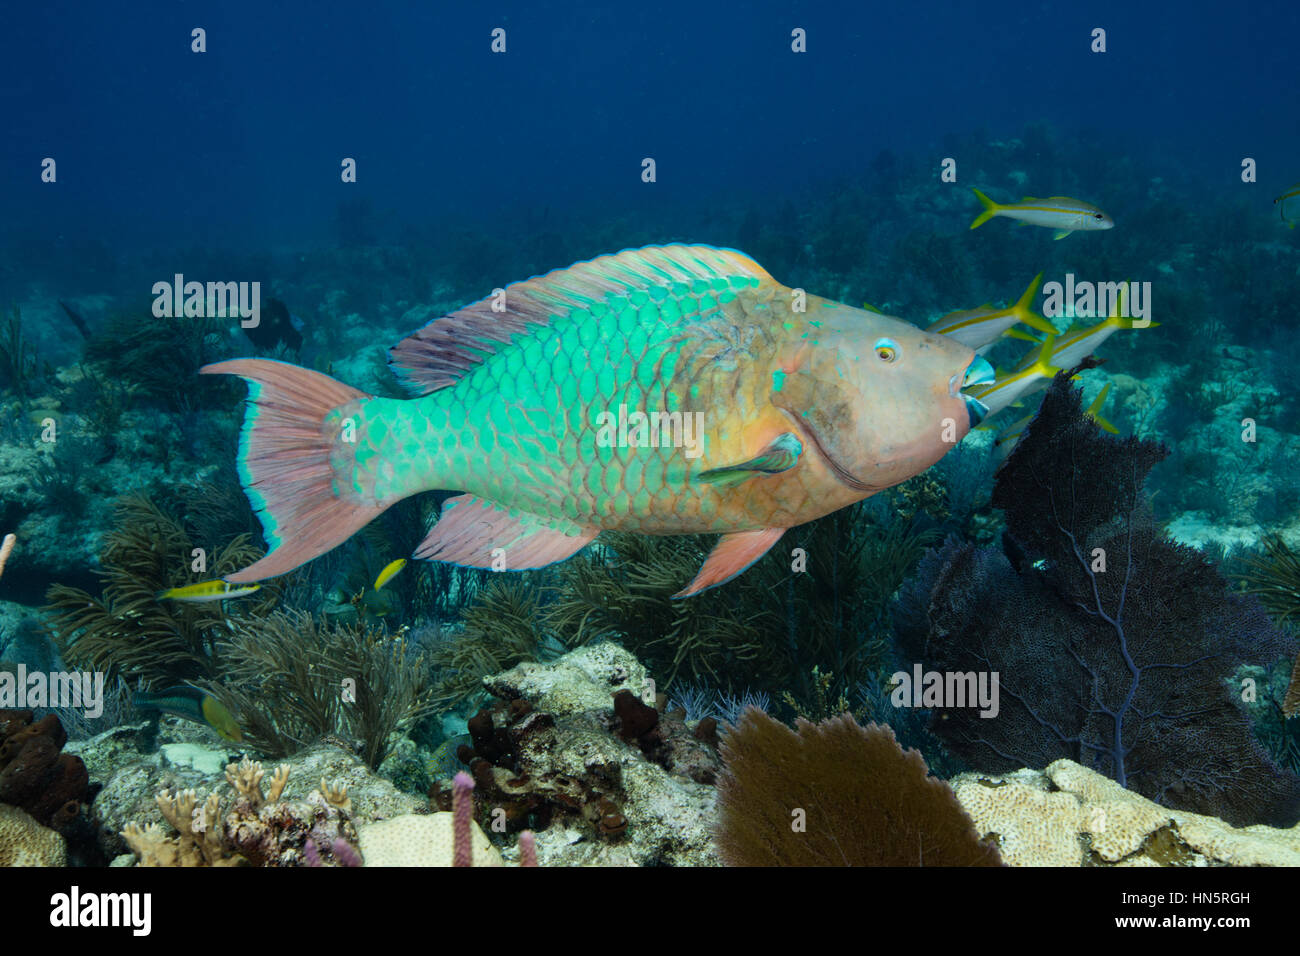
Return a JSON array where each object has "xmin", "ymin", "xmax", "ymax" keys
[
  {"xmin": 203, "ymin": 244, "xmax": 995, "ymax": 598},
  {"xmin": 769, "ymin": 298, "xmax": 993, "ymax": 494}
]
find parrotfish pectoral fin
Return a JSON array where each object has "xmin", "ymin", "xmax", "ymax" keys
[
  {"xmin": 1052, "ymin": 230, "xmax": 1072, "ymax": 240},
  {"xmin": 200, "ymin": 359, "xmax": 387, "ymax": 583},
  {"xmin": 673, "ymin": 527, "xmax": 785, "ymax": 599},
  {"xmin": 415, "ymin": 494, "xmax": 597, "ymax": 569},
  {"xmin": 696, "ymin": 432, "xmax": 802, "ymax": 488}
]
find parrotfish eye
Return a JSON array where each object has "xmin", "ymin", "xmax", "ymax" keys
[
  {"xmin": 873, "ymin": 338, "xmax": 898, "ymax": 363},
  {"xmin": 1094, "ymin": 213, "xmax": 1104, "ymax": 220}
]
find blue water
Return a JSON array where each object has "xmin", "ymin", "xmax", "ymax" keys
[
  {"xmin": 4, "ymin": 0, "xmax": 1300, "ymax": 868},
  {"xmin": 3, "ymin": 0, "xmax": 1296, "ymax": 252}
]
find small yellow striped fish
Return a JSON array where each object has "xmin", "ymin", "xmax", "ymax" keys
[
  {"xmin": 1011, "ymin": 286, "xmax": 1156, "ymax": 375},
  {"xmin": 927, "ymin": 273, "xmax": 1055, "ymax": 352},
  {"xmin": 993, "ymin": 383, "xmax": 1118, "ymax": 456},
  {"xmin": 373, "ymin": 558, "xmax": 408, "ymax": 590},
  {"xmin": 156, "ymin": 579, "xmax": 261, "ymax": 602},
  {"xmin": 1275, "ymin": 184, "xmax": 1300, "ymax": 228},
  {"xmin": 970, "ymin": 335, "xmax": 1064, "ymax": 417},
  {"xmin": 970, "ymin": 188, "xmax": 1114, "ymax": 239}
]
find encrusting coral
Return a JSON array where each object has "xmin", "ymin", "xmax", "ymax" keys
[
  {"xmin": 955, "ymin": 759, "xmax": 1300, "ymax": 867},
  {"xmin": 713, "ymin": 709, "xmax": 1002, "ymax": 866},
  {"xmin": 120, "ymin": 757, "xmax": 359, "ymax": 867},
  {"xmin": 0, "ymin": 802, "xmax": 66, "ymax": 866}
]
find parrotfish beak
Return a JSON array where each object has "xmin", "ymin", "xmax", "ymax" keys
[{"xmin": 956, "ymin": 356, "xmax": 994, "ymax": 427}]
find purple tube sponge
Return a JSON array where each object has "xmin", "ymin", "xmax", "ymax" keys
[{"xmin": 452, "ymin": 770, "xmax": 475, "ymax": 867}]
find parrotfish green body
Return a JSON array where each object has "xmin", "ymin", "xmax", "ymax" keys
[{"xmin": 204, "ymin": 245, "xmax": 991, "ymax": 596}]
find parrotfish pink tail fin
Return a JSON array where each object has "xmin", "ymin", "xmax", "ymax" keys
[
  {"xmin": 200, "ymin": 359, "xmax": 388, "ymax": 583},
  {"xmin": 969, "ymin": 188, "xmax": 1000, "ymax": 230}
]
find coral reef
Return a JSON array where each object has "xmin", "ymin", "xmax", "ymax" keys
[
  {"xmin": 93, "ymin": 738, "xmax": 425, "ymax": 861},
  {"xmin": 205, "ymin": 609, "xmax": 435, "ymax": 769},
  {"xmin": 45, "ymin": 493, "xmax": 281, "ymax": 686},
  {"xmin": 425, "ymin": 493, "xmax": 937, "ymax": 719},
  {"xmin": 357, "ymin": 810, "xmax": 502, "ymax": 867},
  {"xmin": 714, "ymin": 709, "xmax": 1001, "ymax": 866},
  {"xmin": 0, "ymin": 802, "xmax": 66, "ymax": 866},
  {"xmin": 955, "ymin": 759, "xmax": 1300, "ymax": 866},
  {"xmin": 432, "ymin": 642, "xmax": 720, "ymax": 866},
  {"xmin": 1240, "ymin": 535, "xmax": 1300, "ymax": 625},
  {"xmin": 0, "ymin": 709, "xmax": 91, "ymax": 830},
  {"xmin": 896, "ymin": 375, "xmax": 1300, "ymax": 827},
  {"xmin": 120, "ymin": 757, "xmax": 359, "ymax": 867}
]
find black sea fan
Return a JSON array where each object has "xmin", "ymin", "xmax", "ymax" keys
[{"xmin": 895, "ymin": 374, "xmax": 1300, "ymax": 827}]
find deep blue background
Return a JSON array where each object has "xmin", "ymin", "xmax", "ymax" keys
[{"xmin": 2, "ymin": 0, "xmax": 1296, "ymax": 249}]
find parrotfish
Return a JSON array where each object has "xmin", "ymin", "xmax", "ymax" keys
[
  {"xmin": 204, "ymin": 245, "xmax": 993, "ymax": 597},
  {"xmin": 134, "ymin": 686, "xmax": 243, "ymax": 742},
  {"xmin": 969, "ymin": 188, "xmax": 1114, "ymax": 239},
  {"xmin": 925, "ymin": 273, "xmax": 1055, "ymax": 352}
]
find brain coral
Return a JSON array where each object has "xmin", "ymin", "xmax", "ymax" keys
[{"xmin": 0, "ymin": 803, "xmax": 67, "ymax": 866}]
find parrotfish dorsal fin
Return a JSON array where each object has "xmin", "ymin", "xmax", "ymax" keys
[
  {"xmin": 389, "ymin": 244, "xmax": 773, "ymax": 396},
  {"xmin": 414, "ymin": 493, "xmax": 597, "ymax": 568},
  {"xmin": 673, "ymin": 527, "xmax": 785, "ymax": 598},
  {"xmin": 696, "ymin": 432, "xmax": 802, "ymax": 487}
]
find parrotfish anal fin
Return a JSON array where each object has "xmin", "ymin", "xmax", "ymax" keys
[
  {"xmin": 696, "ymin": 432, "xmax": 802, "ymax": 488},
  {"xmin": 674, "ymin": 528, "xmax": 785, "ymax": 599},
  {"xmin": 389, "ymin": 244, "xmax": 774, "ymax": 396},
  {"xmin": 415, "ymin": 494, "xmax": 597, "ymax": 569},
  {"xmin": 1053, "ymin": 230, "xmax": 1072, "ymax": 240}
]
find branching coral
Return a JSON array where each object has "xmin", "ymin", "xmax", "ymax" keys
[
  {"xmin": 0, "ymin": 305, "xmax": 43, "ymax": 403},
  {"xmin": 121, "ymin": 759, "xmax": 358, "ymax": 867},
  {"xmin": 539, "ymin": 501, "xmax": 933, "ymax": 704},
  {"xmin": 83, "ymin": 309, "xmax": 235, "ymax": 413}
]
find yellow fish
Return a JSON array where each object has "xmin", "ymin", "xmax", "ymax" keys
[
  {"xmin": 156, "ymin": 579, "xmax": 261, "ymax": 602},
  {"xmin": 1275, "ymin": 183, "xmax": 1300, "ymax": 228},
  {"xmin": 970, "ymin": 335, "xmax": 1064, "ymax": 417},
  {"xmin": 993, "ymin": 382, "xmax": 1117, "ymax": 456},
  {"xmin": 133, "ymin": 686, "xmax": 244, "ymax": 742},
  {"xmin": 373, "ymin": 558, "xmax": 408, "ymax": 590},
  {"xmin": 926, "ymin": 273, "xmax": 1055, "ymax": 352},
  {"xmin": 1012, "ymin": 286, "xmax": 1156, "ymax": 375},
  {"xmin": 970, "ymin": 188, "xmax": 1114, "ymax": 239}
]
